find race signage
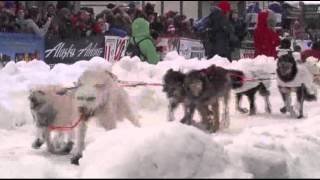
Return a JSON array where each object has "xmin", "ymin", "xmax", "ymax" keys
[{"xmin": 104, "ymin": 36, "xmax": 129, "ymax": 62}]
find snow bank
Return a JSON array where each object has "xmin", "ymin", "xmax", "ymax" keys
[
  {"xmin": 222, "ymin": 117, "xmax": 320, "ymax": 178},
  {"xmin": 0, "ymin": 155, "xmax": 60, "ymax": 178},
  {"xmin": 79, "ymin": 123, "xmax": 252, "ymax": 178}
]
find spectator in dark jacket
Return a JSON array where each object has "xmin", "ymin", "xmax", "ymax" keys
[
  {"xmin": 230, "ymin": 11, "xmax": 247, "ymax": 43},
  {"xmin": 202, "ymin": 1, "xmax": 238, "ymax": 61}
]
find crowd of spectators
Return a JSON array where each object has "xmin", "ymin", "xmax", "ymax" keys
[
  {"xmin": 1, "ymin": 1, "xmax": 319, "ymax": 63},
  {"xmin": 0, "ymin": 1, "xmax": 201, "ymax": 40}
]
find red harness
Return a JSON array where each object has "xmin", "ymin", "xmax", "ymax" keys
[{"xmin": 48, "ymin": 118, "xmax": 83, "ymax": 131}]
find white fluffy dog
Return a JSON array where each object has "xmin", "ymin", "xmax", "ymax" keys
[
  {"xmin": 305, "ymin": 56, "xmax": 320, "ymax": 86},
  {"xmin": 29, "ymin": 85, "xmax": 76, "ymax": 154},
  {"xmin": 71, "ymin": 68, "xmax": 141, "ymax": 165}
]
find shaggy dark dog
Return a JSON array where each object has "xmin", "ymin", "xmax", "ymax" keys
[
  {"xmin": 182, "ymin": 65, "xmax": 232, "ymax": 133},
  {"xmin": 163, "ymin": 66, "xmax": 232, "ymax": 133},
  {"xmin": 163, "ymin": 65, "xmax": 273, "ymax": 132},
  {"xmin": 228, "ymin": 70, "xmax": 272, "ymax": 115},
  {"xmin": 277, "ymin": 53, "xmax": 317, "ymax": 118},
  {"xmin": 163, "ymin": 69, "xmax": 187, "ymax": 122}
]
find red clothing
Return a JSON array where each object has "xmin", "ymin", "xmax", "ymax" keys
[
  {"xmin": 301, "ymin": 49, "xmax": 320, "ymax": 62},
  {"xmin": 254, "ymin": 11, "xmax": 280, "ymax": 58},
  {"xmin": 218, "ymin": 1, "xmax": 231, "ymax": 15}
]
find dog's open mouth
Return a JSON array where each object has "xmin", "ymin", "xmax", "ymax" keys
[
  {"xmin": 78, "ymin": 107, "xmax": 95, "ymax": 120},
  {"xmin": 30, "ymin": 98, "xmax": 42, "ymax": 109}
]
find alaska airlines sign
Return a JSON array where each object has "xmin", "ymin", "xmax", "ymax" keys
[{"xmin": 45, "ymin": 35, "xmax": 104, "ymax": 64}]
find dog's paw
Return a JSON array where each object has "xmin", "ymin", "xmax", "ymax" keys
[
  {"xmin": 280, "ymin": 107, "xmax": 287, "ymax": 114},
  {"xmin": 237, "ymin": 107, "xmax": 249, "ymax": 114},
  {"xmin": 297, "ymin": 115, "xmax": 304, "ymax": 119},
  {"xmin": 221, "ymin": 120, "xmax": 230, "ymax": 129},
  {"xmin": 32, "ymin": 139, "xmax": 44, "ymax": 149},
  {"xmin": 180, "ymin": 117, "xmax": 192, "ymax": 125},
  {"xmin": 209, "ymin": 126, "xmax": 219, "ymax": 133},
  {"xmin": 249, "ymin": 109, "xmax": 257, "ymax": 116},
  {"xmin": 289, "ymin": 108, "xmax": 298, "ymax": 118},
  {"xmin": 206, "ymin": 123, "xmax": 220, "ymax": 133},
  {"xmin": 71, "ymin": 154, "xmax": 82, "ymax": 165},
  {"xmin": 62, "ymin": 141, "xmax": 74, "ymax": 154},
  {"xmin": 168, "ymin": 112, "xmax": 175, "ymax": 122},
  {"xmin": 266, "ymin": 106, "xmax": 272, "ymax": 114}
]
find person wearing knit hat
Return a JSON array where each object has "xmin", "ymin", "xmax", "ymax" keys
[{"xmin": 217, "ymin": 1, "xmax": 231, "ymax": 16}]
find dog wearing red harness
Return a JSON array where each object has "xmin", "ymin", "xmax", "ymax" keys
[
  {"xmin": 71, "ymin": 68, "xmax": 141, "ymax": 165},
  {"xmin": 29, "ymin": 85, "xmax": 76, "ymax": 155}
]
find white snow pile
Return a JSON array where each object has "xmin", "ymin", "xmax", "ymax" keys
[
  {"xmin": 224, "ymin": 117, "xmax": 320, "ymax": 178},
  {"xmin": 0, "ymin": 155, "xmax": 59, "ymax": 178},
  {"xmin": 79, "ymin": 123, "xmax": 252, "ymax": 178}
]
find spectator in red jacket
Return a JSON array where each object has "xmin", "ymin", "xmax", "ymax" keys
[
  {"xmin": 254, "ymin": 10, "xmax": 280, "ymax": 58},
  {"xmin": 301, "ymin": 40, "xmax": 320, "ymax": 62}
]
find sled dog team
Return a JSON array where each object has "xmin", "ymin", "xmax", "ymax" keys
[{"xmin": 29, "ymin": 52, "xmax": 318, "ymax": 165}]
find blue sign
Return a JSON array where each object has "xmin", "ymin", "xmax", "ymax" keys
[{"xmin": 0, "ymin": 32, "xmax": 44, "ymax": 64}]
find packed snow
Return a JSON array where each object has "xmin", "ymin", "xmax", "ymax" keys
[{"xmin": 0, "ymin": 52, "xmax": 319, "ymax": 178}]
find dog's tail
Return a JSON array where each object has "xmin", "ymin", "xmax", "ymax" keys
[
  {"xmin": 302, "ymin": 84, "xmax": 317, "ymax": 101},
  {"xmin": 228, "ymin": 70, "xmax": 244, "ymax": 89}
]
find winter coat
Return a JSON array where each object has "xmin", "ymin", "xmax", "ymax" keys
[
  {"xmin": 246, "ymin": 2, "xmax": 261, "ymax": 14},
  {"xmin": 268, "ymin": 2, "xmax": 282, "ymax": 14},
  {"xmin": 231, "ymin": 17, "xmax": 247, "ymax": 42},
  {"xmin": 130, "ymin": 18, "xmax": 160, "ymax": 64},
  {"xmin": 202, "ymin": 7, "xmax": 238, "ymax": 60},
  {"xmin": 254, "ymin": 11, "xmax": 280, "ymax": 58},
  {"xmin": 107, "ymin": 26, "xmax": 128, "ymax": 37},
  {"xmin": 301, "ymin": 49, "xmax": 320, "ymax": 62}
]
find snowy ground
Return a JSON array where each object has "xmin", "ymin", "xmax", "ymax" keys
[{"xmin": 0, "ymin": 52, "xmax": 319, "ymax": 178}]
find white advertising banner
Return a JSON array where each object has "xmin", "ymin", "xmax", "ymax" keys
[{"xmin": 104, "ymin": 36, "xmax": 129, "ymax": 62}]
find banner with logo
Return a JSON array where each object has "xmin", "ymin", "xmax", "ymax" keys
[
  {"xmin": 178, "ymin": 38, "xmax": 205, "ymax": 59},
  {"xmin": 0, "ymin": 32, "xmax": 44, "ymax": 65},
  {"xmin": 104, "ymin": 36, "xmax": 129, "ymax": 62},
  {"xmin": 44, "ymin": 35, "xmax": 105, "ymax": 64}
]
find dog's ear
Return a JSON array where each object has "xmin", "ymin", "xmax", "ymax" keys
[
  {"xmin": 56, "ymin": 89, "xmax": 68, "ymax": 96},
  {"xmin": 73, "ymin": 81, "xmax": 83, "ymax": 88},
  {"xmin": 105, "ymin": 70, "xmax": 118, "ymax": 81},
  {"xmin": 37, "ymin": 90, "xmax": 45, "ymax": 95}
]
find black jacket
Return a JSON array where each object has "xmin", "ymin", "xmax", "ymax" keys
[{"xmin": 201, "ymin": 7, "xmax": 239, "ymax": 61}]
